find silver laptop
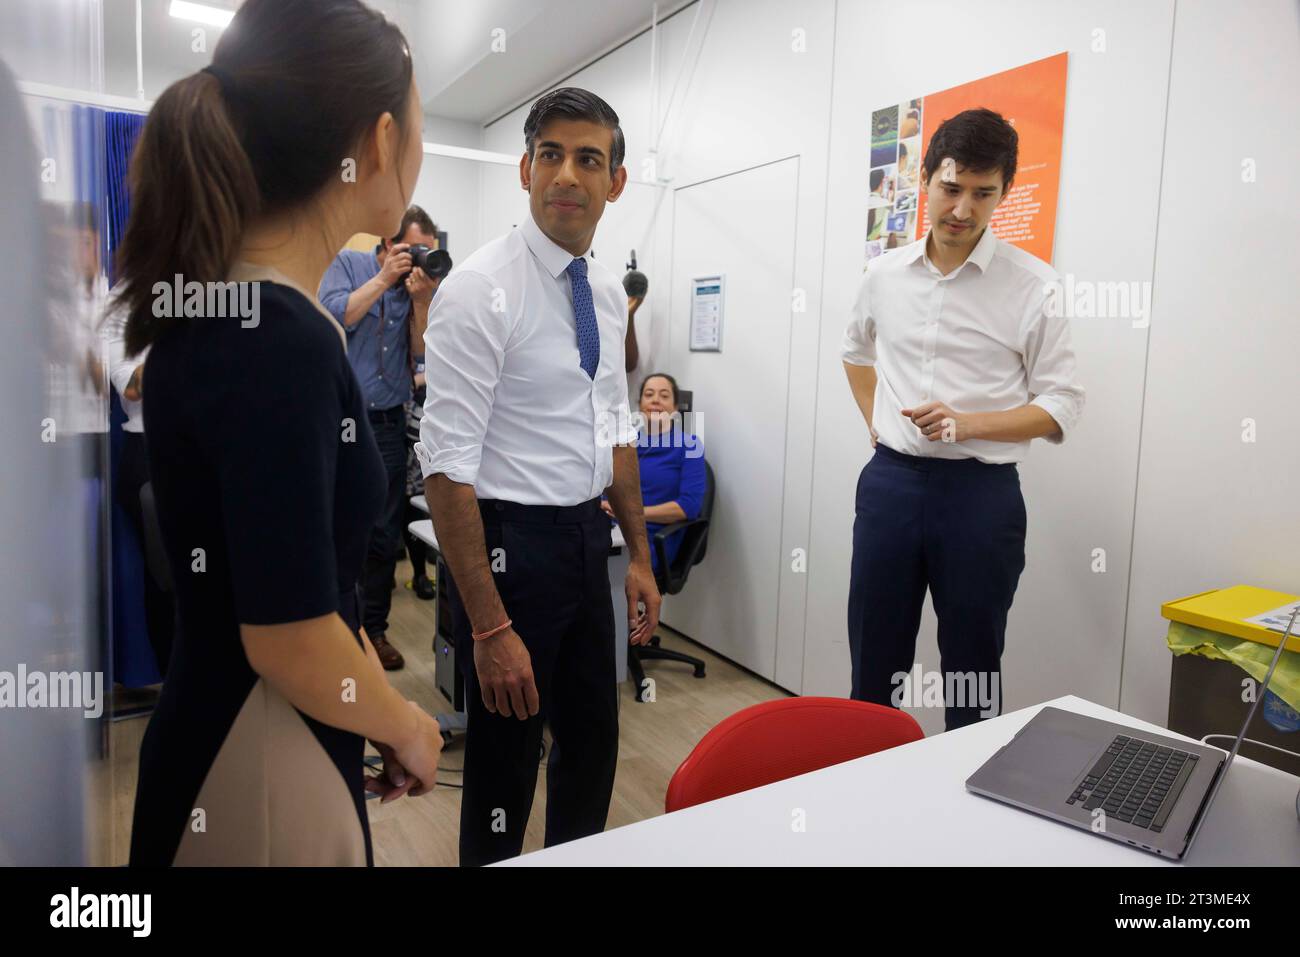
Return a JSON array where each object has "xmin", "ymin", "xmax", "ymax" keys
[{"xmin": 966, "ymin": 605, "xmax": 1296, "ymax": 860}]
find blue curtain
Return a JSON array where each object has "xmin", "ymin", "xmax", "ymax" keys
[
  {"xmin": 100, "ymin": 108, "xmax": 159, "ymax": 688},
  {"xmin": 105, "ymin": 111, "xmax": 146, "ymax": 285}
]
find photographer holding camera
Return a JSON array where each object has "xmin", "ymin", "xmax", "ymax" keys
[{"xmin": 321, "ymin": 205, "xmax": 446, "ymax": 669}]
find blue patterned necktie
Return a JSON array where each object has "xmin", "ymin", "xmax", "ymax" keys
[{"xmin": 566, "ymin": 257, "xmax": 600, "ymax": 379}]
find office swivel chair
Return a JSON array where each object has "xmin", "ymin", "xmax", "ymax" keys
[{"xmin": 628, "ymin": 387, "xmax": 713, "ymax": 699}]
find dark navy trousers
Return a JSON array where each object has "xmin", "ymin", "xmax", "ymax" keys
[
  {"xmin": 847, "ymin": 443, "xmax": 1026, "ymax": 730},
  {"xmin": 361, "ymin": 405, "xmax": 408, "ymax": 638},
  {"xmin": 447, "ymin": 497, "xmax": 618, "ymax": 867}
]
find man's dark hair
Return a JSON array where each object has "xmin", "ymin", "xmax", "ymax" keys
[
  {"xmin": 639, "ymin": 371, "xmax": 679, "ymax": 406},
  {"xmin": 921, "ymin": 107, "xmax": 1018, "ymax": 192},
  {"xmin": 869, "ymin": 168, "xmax": 884, "ymax": 191},
  {"xmin": 390, "ymin": 205, "xmax": 437, "ymax": 244},
  {"xmin": 524, "ymin": 87, "xmax": 625, "ymax": 172},
  {"xmin": 623, "ymin": 269, "xmax": 648, "ymax": 299}
]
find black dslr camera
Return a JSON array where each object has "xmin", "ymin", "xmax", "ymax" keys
[{"xmin": 404, "ymin": 244, "xmax": 453, "ymax": 282}]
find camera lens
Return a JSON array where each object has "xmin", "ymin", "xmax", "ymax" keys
[{"xmin": 412, "ymin": 246, "xmax": 452, "ymax": 280}]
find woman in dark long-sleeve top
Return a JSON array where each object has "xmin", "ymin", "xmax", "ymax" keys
[{"xmin": 114, "ymin": 0, "xmax": 444, "ymax": 866}]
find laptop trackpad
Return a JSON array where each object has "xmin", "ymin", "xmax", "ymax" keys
[{"xmin": 969, "ymin": 707, "xmax": 1111, "ymax": 806}]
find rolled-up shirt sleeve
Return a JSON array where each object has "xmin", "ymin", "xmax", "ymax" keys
[
  {"xmin": 318, "ymin": 254, "xmax": 356, "ymax": 332},
  {"xmin": 1021, "ymin": 292, "xmax": 1085, "ymax": 444},
  {"xmin": 613, "ymin": 368, "xmax": 639, "ymax": 446},
  {"xmin": 102, "ymin": 307, "xmax": 139, "ymax": 397},
  {"xmin": 415, "ymin": 270, "xmax": 510, "ymax": 486},
  {"xmin": 841, "ymin": 267, "xmax": 877, "ymax": 366}
]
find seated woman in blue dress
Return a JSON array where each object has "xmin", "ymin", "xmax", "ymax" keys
[{"xmin": 604, "ymin": 372, "xmax": 707, "ymax": 579}]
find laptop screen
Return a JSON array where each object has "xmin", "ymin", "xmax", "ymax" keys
[{"xmin": 1184, "ymin": 603, "xmax": 1297, "ymax": 848}]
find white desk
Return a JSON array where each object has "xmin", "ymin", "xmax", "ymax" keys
[
  {"xmin": 501, "ymin": 695, "xmax": 1300, "ymax": 866},
  {"xmin": 407, "ymin": 515, "xmax": 629, "ymax": 684},
  {"xmin": 407, "ymin": 517, "xmax": 437, "ymax": 550}
]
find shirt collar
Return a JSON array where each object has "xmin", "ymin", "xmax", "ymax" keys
[
  {"xmin": 520, "ymin": 211, "xmax": 590, "ymax": 279},
  {"xmin": 910, "ymin": 225, "xmax": 999, "ymax": 275},
  {"xmin": 966, "ymin": 225, "xmax": 998, "ymax": 273},
  {"xmin": 901, "ymin": 234, "xmax": 929, "ymax": 266}
]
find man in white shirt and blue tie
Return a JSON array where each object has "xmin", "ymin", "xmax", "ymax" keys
[
  {"xmin": 842, "ymin": 108, "xmax": 1085, "ymax": 731},
  {"xmin": 417, "ymin": 88, "xmax": 661, "ymax": 866}
]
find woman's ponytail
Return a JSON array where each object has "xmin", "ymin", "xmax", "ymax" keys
[
  {"xmin": 111, "ymin": 0, "xmax": 413, "ymax": 357},
  {"xmin": 116, "ymin": 69, "xmax": 259, "ymax": 356}
]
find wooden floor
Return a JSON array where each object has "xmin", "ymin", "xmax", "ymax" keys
[{"xmin": 99, "ymin": 559, "xmax": 788, "ymax": 866}]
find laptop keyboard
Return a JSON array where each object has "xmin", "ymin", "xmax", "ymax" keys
[{"xmin": 1066, "ymin": 734, "xmax": 1198, "ymax": 833}]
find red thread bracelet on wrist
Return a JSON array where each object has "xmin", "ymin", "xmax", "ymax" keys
[{"xmin": 472, "ymin": 619, "xmax": 512, "ymax": 641}]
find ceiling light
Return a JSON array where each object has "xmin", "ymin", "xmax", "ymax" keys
[{"xmin": 168, "ymin": 1, "xmax": 235, "ymax": 28}]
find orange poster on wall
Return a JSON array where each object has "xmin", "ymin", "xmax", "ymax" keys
[{"xmin": 866, "ymin": 52, "xmax": 1068, "ymax": 266}]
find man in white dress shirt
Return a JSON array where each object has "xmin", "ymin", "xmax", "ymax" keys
[
  {"xmin": 842, "ymin": 108, "xmax": 1085, "ymax": 731},
  {"xmin": 417, "ymin": 88, "xmax": 661, "ymax": 866}
]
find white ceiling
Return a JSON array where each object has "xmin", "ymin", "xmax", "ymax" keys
[{"xmin": 98, "ymin": 0, "xmax": 693, "ymax": 124}]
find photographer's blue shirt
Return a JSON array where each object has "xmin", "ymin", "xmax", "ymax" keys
[{"xmin": 319, "ymin": 248, "xmax": 413, "ymax": 411}]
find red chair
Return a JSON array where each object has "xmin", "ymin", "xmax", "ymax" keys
[{"xmin": 665, "ymin": 697, "xmax": 924, "ymax": 812}]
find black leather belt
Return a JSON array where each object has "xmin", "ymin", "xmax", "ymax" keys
[{"xmin": 477, "ymin": 498, "xmax": 603, "ymax": 525}]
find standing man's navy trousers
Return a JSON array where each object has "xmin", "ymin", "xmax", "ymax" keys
[
  {"xmin": 848, "ymin": 443, "xmax": 1026, "ymax": 730},
  {"xmin": 447, "ymin": 497, "xmax": 618, "ymax": 867}
]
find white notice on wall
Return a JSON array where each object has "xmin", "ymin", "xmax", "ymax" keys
[{"xmin": 689, "ymin": 275, "xmax": 724, "ymax": 352}]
